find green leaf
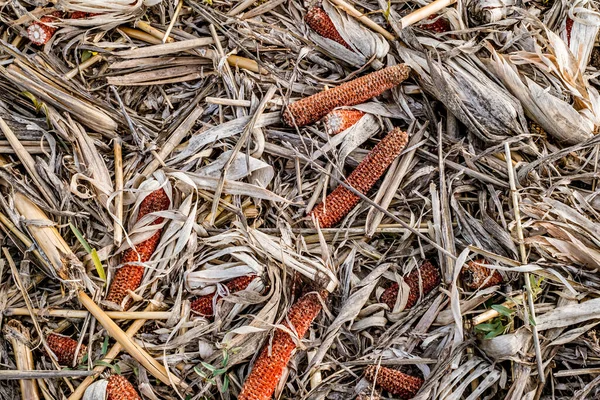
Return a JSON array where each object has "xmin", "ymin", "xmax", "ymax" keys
[
  {"xmin": 484, "ymin": 324, "xmax": 505, "ymax": 339},
  {"xmin": 529, "ymin": 315, "xmax": 537, "ymax": 326},
  {"xmin": 201, "ymin": 362, "xmax": 216, "ymax": 373},
  {"xmin": 69, "ymin": 223, "xmax": 92, "ymax": 253},
  {"xmin": 221, "ymin": 349, "xmax": 229, "ymax": 367},
  {"xmin": 101, "ymin": 335, "xmax": 109, "ymax": 356},
  {"xmin": 93, "ymin": 360, "xmax": 120, "ymax": 374},
  {"xmin": 221, "ymin": 375, "xmax": 230, "ymax": 393},
  {"xmin": 475, "ymin": 323, "xmax": 499, "ymax": 332},
  {"xmin": 81, "ymin": 50, "xmax": 96, "ymax": 63},
  {"xmin": 212, "ymin": 368, "xmax": 227, "ymax": 377},
  {"xmin": 91, "ymin": 248, "xmax": 106, "ymax": 281},
  {"xmin": 194, "ymin": 366, "xmax": 207, "ymax": 378},
  {"xmin": 491, "ymin": 304, "xmax": 514, "ymax": 317}
]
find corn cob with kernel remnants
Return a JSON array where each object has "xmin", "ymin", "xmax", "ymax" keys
[
  {"xmin": 106, "ymin": 375, "xmax": 141, "ymax": 400},
  {"xmin": 238, "ymin": 291, "xmax": 327, "ymax": 400},
  {"xmin": 305, "ymin": 6, "xmax": 352, "ymax": 50},
  {"xmin": 45, "ymin": 333, "xmax": 86, "ymax": 366},
  {"xmin": 105, "ymin": 188, "xmax": 170, "ymax": 310},
  {"xmin": 380, "ymin": 260, "xmax": 441, "ymax": 311},
  {"xmin": 191, "ymin": 275, "xmax": 258, "ymax": 317},
  {"xmin": 27, "ymin": 12, "xmax": 61, "ymax": 46},
  {"xmin": 364, "ymin": 365, "xmax": 423, "ymax": 399},
  {"xmin": 323, "ymin": 109, "xmax": 366, "ymax": 135},
  {"xmin": 461, "ymin": 258, "xmax": 503, "ymax": 290},
  {"xmin": 283, "ymin": 64, "xmax": 410, "ymax": 127},
  {"xmin": 420, "ymin": 14, "xmax": 450, "ymax": 33},
  {"xmin": 310, "ymin": 127, "xmax": 408, "ymax": 228}
]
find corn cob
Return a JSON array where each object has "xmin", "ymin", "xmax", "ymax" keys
[
  {"xmin": 565, "ymin": 17, "xmax": 573, "ymax": 46},
  {"xmin": 591, "ymin": 47, "xmax": 600, "ymax": 69},
  {"xmin": 380, "ymin": 260, "xmax": 441, "ymax": 310},
  {"xmin": 45, "ymin": 333, "xmax": 86, "ymax": 366},
  {"xmin": 305, "ymin": 6, "xmax": 352, "ymax": 50},
  {"xmin": 105, "ymin": 188, "xmax": 170, "ymax": 310},
  {"xmin": 461, "ymin": 258, "xmax": 503, "ymax": 290},
  {"xmin": 420, "ymin": 14, "xmax": 450, "ymax": 33},
  {"xmin": 283, "ymin": 64, "xmax": 410, "ymax": 127},
  {"xmin": 190, "ymin": 274, "xmax": 258, "ymax": 317},
  {"xmin": 310, "ymin": 127, "xmax": 408, "ymax": 228},
  {"xmin": 323, "ymin": 109, "xmax": 366, "ymax": 135},
  {"xmin": 364, "ymin": 365, "xmax": 423, "ymax": 399},
  {"xmin": 106, "ymin": 375, "xmax": 141, "ymax": 400},
  {"xmin": 27, "ymin": 12, "xmax": 61, "ymax": 46},
  {"xmin": 238, "ymin": 291, "xmax": 327, "ymax": 400}
]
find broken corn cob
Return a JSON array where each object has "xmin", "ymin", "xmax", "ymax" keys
[
  {"xmin": 380, "ymin": 260, "xmax": 441, "ymax": 310},
  {"xmin": 106, "ymin": 375, "xmax": 141, "ymax": 400},
  {"xmin": 310, "ymin": 127, "xmax": 408, "ymax": 228},
  {"xmin": 27, "ymin": 13, "xmax": 61, "ymax": 46},
  {"xmin": 461, "ymin": 258, "xmax": 503, "ymax": 290},
  {"xmin": 364, "ymin": 365, "xmax": 424, "ymax": 399},
  {"xmin": 305, "ymin": 6, "xmax": 352, "ymax": 50},
  {"xmin": 420, "ymin": 14, "xmax": 450, "ymax": 33},
  {"xmin": 46, "ymin": 333, "xmax": 86, "ymax": 366},
  {"xmin": 190, "ymin": 275, "xmax": 258, "ymax": 317},
  {"xmin": 323, "ymin": 109, "xmax": 366, "ymax": 135},
  {"xmin": 105, "ymin": 188, "xmax": 170, "ymax": 310},
  {"xmin": 283, "ymin": 64, "xmax": 410, "ymax": 127},
  {"xmin": 238, "ymin": 291, "xmax": 327, "ymax": 400}
]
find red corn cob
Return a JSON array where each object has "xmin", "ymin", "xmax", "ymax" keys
[
  {"xmin": 323, "ymin": 109, "xmax": 366, "ymax": 135},
  {"xmin": 380, "ymin": 260, "xmax": 441, "ymax": 310},
  {"xmin": 305, "ymin": 6, "xmax": 352, "ymax": 50},
  {"xmin": 420, "ymin": 14, "xmax": 450, "ymax": 33},
  {"xmin": 190, "ymin": 275, "xmax": 258, "ymax": 317},
  {"xmin": 105, "ymin": 188, "xmax": 170, "ymax": 310},
  {"xmin": 238, "ymin": 291, "xmax": 327, "ymax": 400},
  {"xmin": 461, "ymin": 258, "xmax": 503, "ymax": 290},
  {"xmin": 283, "ymin": 64, "xmax": 410, "ymax": 127},
  {"xmin": 45, "ymin": 333, "xmax": 86, "ymax": 366},
  {"xmin": 310, "ymin": 127, "xmax": 408, "ymax": 228},
  {"xmin": 106, "ymin": 375, "xmax": 141, "ymax": 400},
  {"xmin": 27, "ymin": 12, "xmax": 61, "ymax": 46},
  {"xmin": 566, "ymin": 17, "xmax": 573, "ymax": 46},
  {"xmin": 364, "ymin": 365, "xmax": 424, "ymax": 399}
]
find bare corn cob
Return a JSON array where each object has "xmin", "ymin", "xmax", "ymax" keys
[
  {"xmin": 305, "ymin": 6, "xmax": 352, "ymax": 50},
  {"xmin": 190, "ymin": 274, "xmax": 258, "ymax": 317},
  {"xmin": 105, "ymin": 188, "xmax": 170, "ymax": 310},
  {"xmin": 106, "ymin": 375, "xmax": 141, "ymax": 400},
  {"xmin": 310, "ymin": 127, "xmax": 408, "ymax": 228},
  {"xmin": 27, "ymin": 13, "xmax": 61, "ymax": 46},
  {"xmin": 323, "ymin": 109, "xmax": 365, "ymax": 135},
  {"xmin": 364, "ymin": 365, "xmax": 423, "ymax": 399},
  {"xmin": 461, "ymin": 258, "xmax": 503, "ymax": 290},
  {"xmin": 45, "ymin": 333, "xmax": 86, "ymax": 366},
  {"xmin": 380, "ymin": 260, "xmax": 441, "ymax": 310},
  {"xmin": 283, "ymin": 64, "xmax": 410, "ymax": 127},
  {"xmin": 238, "ymin": 291, "xmax": 327, "ymax": 400},
  {"xmin": 420, "ymin": 14, "xmax": 450, "ymax": 33}
]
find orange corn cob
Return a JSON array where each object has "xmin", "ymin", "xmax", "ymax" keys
[
  {"xmin": 45, "ymin": 333, "xmax": 86, "ymax": 366},
  {"xmin": 310, "ymin": 127, "xmax": 408, "ymax": 228},
  {"xmin": 238, "ymin": 291, "xmax": 327, "ymax": 400},
  {"xmin": 305, "ymin": 6, "xmax": 352, "ymax": 50},
  {"xmin": 27, "ymin": 12, "xmax": 61, "ymax": 46},
  {"xmin": 106, "ymin": 375, "xmax": 141, "ymax": 400},
  {"xmin": 190, "ymin": 275, "xmax": 258, "ymax": 317},
  {"xmin": 323, "ymin": 109, "xmax": 366, "ymax": 135},
  {"xmin": 364, "ymin": 365, "xmax": 423, "ymax": 399},
  {"xmin": 283, "ymin": 64, "xmax": 410, "ymax": 127},
  {"xmin": 105, "ymin": 188, "xmax": 170, "ymax": 310},
  {"xmin": 380, "ymin": 260, "xmax": 441, "ymax": 310},
  {"xmin": 461, "ymin": 258, "xmax": 503, "ymax": 290}
]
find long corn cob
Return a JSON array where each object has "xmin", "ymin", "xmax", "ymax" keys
[
  {"xmin": 310, "ymin": 127, "xmax": 408, "ymax": 228},
  {"xmin": 45, "ymin": 333, "xmax": 86, "ymax": 366},
  {"xmin": 27, "ymin": 12, "xmax": 61, "ymax": 46},
  {"xmin": 238, "ymin": 291, "xmax": 327, "ymax": 400},
  {"xmin": 305, "ymin": 6, "xmax": 352, "ymax": 50},
  {"xmin": 190, "ymin": 275, "xmax": 258, "ymax": 317},
  {"xmin": 364, "ymin": 365, "xmax": 423, "ymax": 399},
  {"xmin": 283, "ymin": 64, "xmax": 410, "ymax": 127},
  {"xmin": 461, "ymin": 258, "xmax": 503, "ymax": 290},
  {"xmin": 106, "ymin": 375, "xmax": 141, "ymax": 400},
  {"xmin": 105, "ymin": 188, "xmax": 170, "ymax": 310},
  {"xmin": 380, "ymin": 260, "xmax": 441, "ymax": 310},
  {"xmin": 323, "ymin": 109, "xmax": 365, "ymax": 135}
]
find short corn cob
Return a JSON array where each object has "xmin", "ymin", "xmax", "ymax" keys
[
  {"xmin": 310, "ymin": 127, "xmax": 408, "ymax": 228},
  {"xmin": 323, "ymin": 109, "xmax": 366, "ymax": 135},
  {"xmin": 106, "ymin": 375, "xmax": 141, "ymax": 400},
  {"xmin": 45, "ymin": 333, "xmax": 86, "ymax": 366},
  {"xmin": 380, "ymin": 260, "xmax": 441, "ymax": 310},
  {"xmin": 238, "ymin": 291, "xmax": 327, "ymax": 400},
  {"xmin": 364, "ymin": 365, "xmax": 424, "ymax": 399},
  {"xmin": 305, "ymin": 6, "xmax": 352, "ymax": 50},
  {"xmin": 27, "ymin": 12, "xmax": 61, "ymax": 46},
  {"xmin": 190, "ymin": 275, "xmax": 258, "ymax": 317},
  {"xmin": 283, "ymin": 64, "xmax": 410, "ymax": 127},
  {"xmin": 420, "ymin": 14, "xmax": 450, "ymax": 33},
  {"xmin": 105, "ymin": 188, "xmax": 170, "ymax": 310},
  {"xmin": 461, "ymin": 258, "xmax": 503, "ymax": 290}
]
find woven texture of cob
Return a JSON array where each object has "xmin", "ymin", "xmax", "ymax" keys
[
  {"xmin": 190, "ymin": 275, "xmax": 258, "ymax": 317},
  {"xmin": 380, "ymin": 260, "xmax": 441, "ymax": 310},
  {"xmin": 364, "ymin": 365, "xmax": 424, "ymax": 399},
  {"xmin": 323, "ymin": 109, "xmax": 366, "ymax": 135},
  {"xmin": 283, "ymin": 64, "xmax": 410, "ymax": 127},
  {"xmin": 106, "ymin": 375, "xmax": 141, "ymax": 400},
  {"xmin": 46, "ymin": 333, "xmax": 86, "ymax": 366},
  {"xmin": 105, "ymin": 188, "xmax": 170, "ymax": 309},
  {"xmin": 461, "ymin": 258, "xmax": 503, "ymax": 290},
  {"xmin": 310, "ymin": 127, "xmax": 408, "ymax": 228},
  {"xmin": 237, "ymin": 291, "xmax": 327, "ymax": 400},
  {"xmin": 305, "ymin": 6, "xmax": 352, "ymax": 50}
]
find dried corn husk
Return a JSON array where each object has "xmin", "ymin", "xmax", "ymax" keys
[
  {"xmin": 559, "ymin": 0, "xmax": 600, "ymax": 73},
  {"xmin": 467, "ymin": 0, "xmax": 516, "ymax": 24}
]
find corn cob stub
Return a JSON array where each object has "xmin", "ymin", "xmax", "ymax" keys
[
  {"xmin": 105, "ymin": 188, "xmax": 170, "ymax": 310},
  {"xmin": 106, "ymin": 375, "xmax": 141, "ymax": 400},
  {"xmin": 283, "ymin": 64, "xmax": 411, "ymax": 127},
  {"xmin": 380, "ymin": 260, "xmax": 441, "ymax": 310},
  {"xmin": 305, "ymin": 6, "xmax": 352, "ymax": 50},
  {"xmin": 310, "ymin": 127, "xmax": 408, "ymax": 228},
  {"xmin": 45, "ymin": 333, "xmax": 86, "ymax": 366},
  {"xmin": 419, "ymin": 14, "xmax": 450, "ymax": 33},
  {"xmin": 323, "ymin": 109, "xmax": 366, "ymax": 135},
  {"xmin": 364, "ymin": 365, "xmax": 424, "ymax": 399},
  {"xmin": 461, "ymin": 258, "xmax": 503, "ymax": 290},
  {"xmin": 27, "ymin": 13, "xmax": 61, "ymax": 46},
  {"xmin": 190, "ymin": 274, "xmax": 258, "ymax": 317},
  {"xmin": 237, "ymin": 291, "xmax": 327, "ymax": 400}
]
